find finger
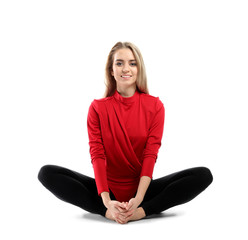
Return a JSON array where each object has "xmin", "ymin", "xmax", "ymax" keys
[
  {"xmin": 116, "ymin": 206, "xmax": 128, "ymax": 213},
  {"xmin": 117, "ymin": 212, "xmax": 128, "ymax": 219},
  {"xmin": 118, "ymin": 210, "xmax": 134, "ymax": 220},
  {"xmin": 118, "ymin": 211, "xmax": 132, "ymax": 220},
  {"xmin": 119, "ymin": 211, "xmax": 130, "ymax": 218},
  {"xmin": 126, "ymin": 202, "xmax": 133, "ymax": 211},
  {"xmin": 125, "ymin": 202, "xmax": 130, "ymax": 210},
  {"xmin": 124, "ymin": 215, "xmax": 133, "ymax": 223},
  {"xmin": 116, "ymin": 201, "xmax": 126, "ymax": 209},
  {"xmin": 115, "ymin": 219, "xmax": 123, "ymax": 224},
  {"xmin": 116, "ymin": 215, "xmax": 126, "ymax": 224},
  {"xmin": 117, "ymin": 211, "xmax": 133, "ymax": 224},
  {"xmin": 117, "ymin": 202, "xmax": 130, "ymax": 212},
  {"xmin": 127, "ymin": 209, "xmax": 135, "ymax": 216},
  {"xmin": 124, "ymin": 209, "xmax": 135, "ymax": 218},
  {"xmin": 114, "ymin": 213, "xmax": 124, "ymax": 224}
]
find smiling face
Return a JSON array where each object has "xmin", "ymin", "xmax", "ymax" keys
[{"xmin": 111, "ymin": 48, "xmax": 138, "ymax": 90}]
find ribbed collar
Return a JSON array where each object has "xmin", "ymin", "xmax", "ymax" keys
[{"xmin": 113, "ymin": 89, "xmax": 139, "ymax": 104}]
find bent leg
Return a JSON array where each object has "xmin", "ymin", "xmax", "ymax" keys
[
  {"xmin": 140, "ymin": 167, "xmax": 213, "ymax": 216},
  {"xmin": 38, "ymin": 165, "xmax": 107, "ymax": 216}
]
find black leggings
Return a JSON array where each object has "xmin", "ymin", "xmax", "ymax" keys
[{"xmin": 38, "ymin": 165, "xmax": 213, "ymax": 217}]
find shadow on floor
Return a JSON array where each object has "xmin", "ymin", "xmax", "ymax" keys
[{"xmin": 78, "ymin": 210, "xmax": 184, "ymax": 224}]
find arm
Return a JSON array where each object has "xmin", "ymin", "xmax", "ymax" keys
[
  {"xmin": 87, "ymin": 101, "xmax": 109, "ymax": 195},
  {"xmin": 140, "ymin": 97, "xmax": 165, "ymax": 179},
  {"xmin": 127, "ymin": 98, "xmax": 165, "ymax": 211},
  {"xmin": 101, "ymin": 191, "xmax": 126, "ymax": 212},
  {"xmin": 88, "ymin": 104, "xmax": 129, "ymax": 223},
  {"xmin": 101, "ymin": 191, "xmax": 111, "ymax": 208},
  {"xmin": 136, "ymin": 176, "xmax": 151, "ymax": 202},
  {"xmin": 126, "ymin": 176, "xmax": 151, "ymax": 211}
]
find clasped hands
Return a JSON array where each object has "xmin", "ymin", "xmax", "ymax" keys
[{"xmin": 106, "ymin": 197, "xmax": 142, "ymax": 224}]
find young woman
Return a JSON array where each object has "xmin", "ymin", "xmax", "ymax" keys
[{"xmin": 38, "ymin": 42, "xmax": 213, "ymax": 224}]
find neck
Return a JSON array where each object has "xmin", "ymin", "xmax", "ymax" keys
[{"xmin": 116, "ymin": 85, "xmax": 137, "ymax": 98}]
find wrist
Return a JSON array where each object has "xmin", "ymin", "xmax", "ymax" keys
[
  {"xmin": 104, "ymin": 199, "xmax": 111, "ymax": 209},
  {"xmin": 135, "ymin": 195, "xmax": 144, "ymax": 205},
  {"xmin": 101, "ymin": 191, "xmax": 111, "ymax": 208}
]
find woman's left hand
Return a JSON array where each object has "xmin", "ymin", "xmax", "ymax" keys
[{"xmin": 126, "ymin": 197, "xmax": 143, "ymax": 212}]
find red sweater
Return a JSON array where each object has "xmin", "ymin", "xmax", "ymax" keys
[{"xmin": 87, "ymin": 89, "xmax": 165, "ymax": 202}]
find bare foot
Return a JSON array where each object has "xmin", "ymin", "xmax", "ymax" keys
[
  {"xmin": 105, "ymin": 209, "xmax": 115, "ymax": 221},
  {"xmin": 105, "ymin": 208, "xmax": 146, "ymax": 224},
  {"xmin": 105, "ymin": 209, "xmax": 131, "ymax": 224},
  {"xmin": 128, "ymin": 207, "xmax": 146, "ymax": 222}
]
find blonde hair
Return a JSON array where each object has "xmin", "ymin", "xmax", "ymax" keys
[{"xmin": 103, "ymin": 42, "xmax": 149, "ymax": 98}]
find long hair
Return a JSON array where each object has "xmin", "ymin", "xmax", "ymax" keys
[{"xmin": 103, "ymin": 42, "xmax": 149, "ymax": 98}]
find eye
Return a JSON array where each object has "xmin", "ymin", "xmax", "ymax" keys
[
  {"xmin": 116, "ymin": 62, "xmax": 122, "ymax": 66},
  {"xmin": 130, "ymin": 62, "xmax": 137, "ymax": 66}
]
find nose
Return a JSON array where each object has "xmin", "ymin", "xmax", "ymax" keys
[{"xmin": 122, "ymin": 63, "xmax": 130, "ymax": 73}]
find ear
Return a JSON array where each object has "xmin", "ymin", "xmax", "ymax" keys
[{"xmin": 111, "ymin": 69, "xmax": 114, "ymax": 76}]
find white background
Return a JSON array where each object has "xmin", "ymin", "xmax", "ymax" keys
[{"xmin": 0, "ymin": 0, "xmax": 247, "ymax": 239}]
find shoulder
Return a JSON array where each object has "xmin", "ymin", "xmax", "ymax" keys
[
  {"xmin": 140, "ymin": 92, "xmax": 164, "ymax": 111},
  {"xmin": 88, "ymin": 95, "xmax": 114, "ymax": 112}
]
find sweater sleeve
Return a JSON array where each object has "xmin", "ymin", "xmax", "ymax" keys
[
  {"xmin": 140, "ymin": 97, "xmax": 165, "ymax": 179},
  {"xmin": 87, "ymin": 101, "xmax": 109, "ymax": 195}
]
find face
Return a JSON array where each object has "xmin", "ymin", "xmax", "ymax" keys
[{"xmin": 111, "ymin": 48, "xmax": 138, "ymax": 89}]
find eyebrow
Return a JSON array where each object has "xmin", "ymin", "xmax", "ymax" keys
[{"xmin": 115, "ymin": 59, "xmax": 136, "ymax": 62}]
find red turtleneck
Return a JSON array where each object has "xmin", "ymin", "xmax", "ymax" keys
[{"xmin": 87, "ymin": 89, "xmax": 165, "ymax": 202}]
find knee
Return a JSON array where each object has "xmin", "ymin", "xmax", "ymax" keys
[
  {"xmin": 197, "ymin": 167, "xmax": 213, "ymax": 188},
  {"xmin": 38, "ymin": 165, "xmax": 55, "ymax": 185}
]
